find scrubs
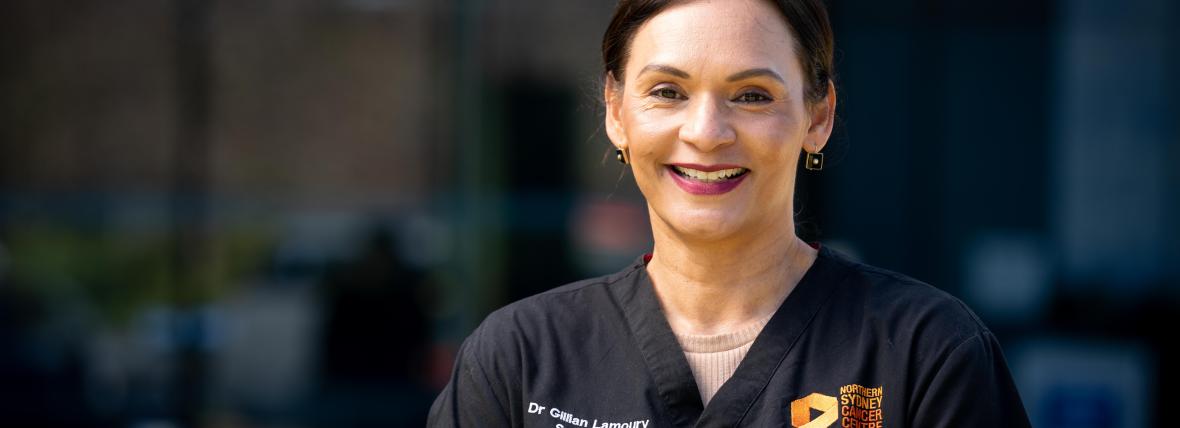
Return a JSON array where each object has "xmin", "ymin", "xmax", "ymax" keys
[{"xmin": 429, "ymin": 246, "xmax": 1030, "ymax": 427}]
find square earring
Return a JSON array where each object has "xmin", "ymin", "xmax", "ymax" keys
[{"xmin": 805, "ymin": 151, "xmax": 824, "ymax": 171}]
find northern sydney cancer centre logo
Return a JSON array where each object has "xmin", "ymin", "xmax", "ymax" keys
[{"xmin": 790, "ymin": 384, "xmax": 884, "ymax": 428}]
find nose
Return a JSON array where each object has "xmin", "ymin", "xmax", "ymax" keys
[{"xmin": 678, "ymin": 95, "xmax": 736, "ymax": 152}]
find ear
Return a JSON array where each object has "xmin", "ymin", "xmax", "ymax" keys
[
  {"xmin": 805, "ymin": 80, "xmax": 837, "ymax": 153},
  {"xmin": 604, "ymin": 73, "xmax": 628, "ymax": 152}
]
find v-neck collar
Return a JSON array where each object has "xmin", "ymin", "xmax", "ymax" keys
[{"xmin": 609, "ymin": 245, "xmax": 849, "ymax": 427}]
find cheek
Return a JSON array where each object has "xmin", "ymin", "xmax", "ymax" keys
[
  {"xmin": 622, "ymin": 108, "xmax": 678, "ymax": 159},
  {"xmin": 741, "ymin": 116, "xmax": 807, "ymax": 194},
  {"xmin": 743, "ymin": 114, "xmax": 806, "ymax": 155},
  {"xmin": 625, "ymin": 106, "xmax": 677, "ymax": 140}
]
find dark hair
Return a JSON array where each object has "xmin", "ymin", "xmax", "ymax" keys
[{"xmin": 601, "ymin": 0, "xmax": 835, "ymax": 104}]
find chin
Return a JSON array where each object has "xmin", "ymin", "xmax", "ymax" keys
[{"xmin": 661, "ymin": 206, "xmax": 747, "ymax": 242}]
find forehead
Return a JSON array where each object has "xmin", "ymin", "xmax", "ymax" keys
[{"xmin": 626, "ymin": 0, "xmax": 800, "ymax": 80}]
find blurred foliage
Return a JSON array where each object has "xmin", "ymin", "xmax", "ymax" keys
[{"xmin": 3, "ymin": 222, "xmax": 276, "ymax": 326}]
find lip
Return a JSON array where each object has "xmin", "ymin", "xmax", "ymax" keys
[{"xmin": 666, "ymin": 164, "xmax": 749, "ymax": 195}]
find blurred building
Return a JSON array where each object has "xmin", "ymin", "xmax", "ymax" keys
[{"xmin": 0, "ymin": 0, "xmax": 1177, "ymax": 427}]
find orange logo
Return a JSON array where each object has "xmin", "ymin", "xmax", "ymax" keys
[
  {"xmin": 790, "ymin": 393, "xmax": 838, "ymax": 428},
  {"xmin": 790, "ymin": 384, "xmax": 884, "ymax": 428}
]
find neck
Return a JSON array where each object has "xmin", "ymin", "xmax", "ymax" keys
[{"xmin": 646, "ymin": 212, "xmax": 817, "ymax": 336}]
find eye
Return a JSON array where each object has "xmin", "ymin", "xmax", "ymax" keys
[
  {"xmin": 650, "ymin": 87, "xmax": 685, "ymax": 100},
  {"xmin": 734, "ymin": 91, "xmax": 772, "ymax": 103}
]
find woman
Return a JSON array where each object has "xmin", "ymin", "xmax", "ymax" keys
[{"xmin": 430, "ymin": 0, "xmax": 1031, "ymax": 426}]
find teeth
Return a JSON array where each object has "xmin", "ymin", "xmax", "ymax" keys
[{"xmin": 673, "ymin": 166, "xmax": 747, "ymax": 182}]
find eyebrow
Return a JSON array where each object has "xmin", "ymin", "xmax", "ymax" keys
[
  {"xmin": 638, "ymin": 64, "xmax": 690, "ymax": 79},
  {"xmin": 725, "ymin": 68, "xmax": 785, "ymax": 84},
  {"xmin": 637, "ymin": 64, "xmax": 786, "ymax": 84}
]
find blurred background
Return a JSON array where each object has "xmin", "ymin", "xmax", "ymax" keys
[{"xmin": 0, "ymin": 0, "xmax": 1176, "ymax": 427}]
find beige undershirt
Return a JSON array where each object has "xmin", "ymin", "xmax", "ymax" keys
[{"xmin": 673, "ymin": 313, "xmax": 774, "ymax": 406}]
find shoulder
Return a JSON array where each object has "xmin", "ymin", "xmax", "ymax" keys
[
  {"xmin": 822, "ymin": 247, "xmax": 992, "ymax": 360},
  {"xmin": 814, "ymin": 248, "xmax": 1030, "ymax": 425},
  {"xmin": 432, "ymin": 265, "xmax": 645, "ymax": 427},
  {"xmin": 485, "ymin": 259, "xmax": 640, "ymax": 328},
  {"xmin": 460, "ymin": 257, "xmax": 645, "ymax": 359}
]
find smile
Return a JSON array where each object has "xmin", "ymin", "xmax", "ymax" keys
[
  {"xmin": 667, "ymin": 164, "xmax": 750, "ymax": 195},
  {"xmin": 671, "ymin": 165, "xmax": 749, "ymax": 182}
]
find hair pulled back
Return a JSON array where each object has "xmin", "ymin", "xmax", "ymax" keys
[{"xmin": 601, "ymin": 0, "xmax": 835, "ymax": 104}]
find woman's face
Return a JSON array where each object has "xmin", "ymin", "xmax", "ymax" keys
[{"xmin": 606, "ymin": 0, "xmax": 835, "ymax": 243}]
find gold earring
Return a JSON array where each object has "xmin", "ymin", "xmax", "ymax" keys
[
  {"xmin": 616, "ymin": 148, "xmax": 627, "ymax": 164},
  {"xmin": 804, "ymin": 145, "xmax": 823, "ymax": 171}
]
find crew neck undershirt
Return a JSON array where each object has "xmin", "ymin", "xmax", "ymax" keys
[{"xmin": 672, "ymin": 313, "xmax": 774, "ymax": 406}]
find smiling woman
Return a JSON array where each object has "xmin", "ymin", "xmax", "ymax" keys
[{"xmin": 428, "ymin": 0, "xmax": 1031, "ymax": 427}]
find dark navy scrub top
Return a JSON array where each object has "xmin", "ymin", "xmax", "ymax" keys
[{"xmin": 428, "ymin": 245, "xmax": 1031, "ymax": 427}]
